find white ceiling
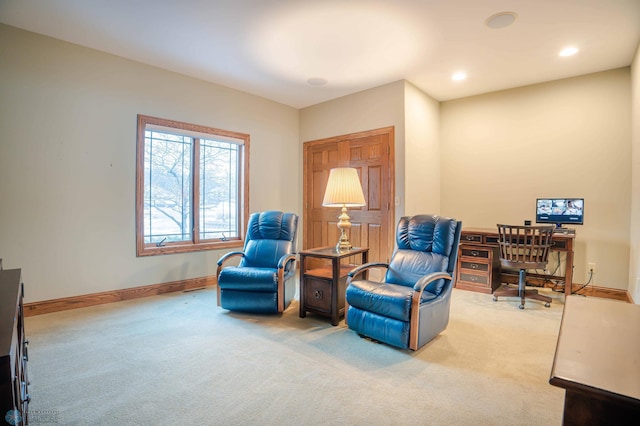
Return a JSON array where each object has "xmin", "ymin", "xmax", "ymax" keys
[{"xmin": 1, "ymin": 0, "xmax": 639, "ymax": 108}]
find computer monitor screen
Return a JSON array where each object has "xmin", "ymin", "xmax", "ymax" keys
[{"xmin": 536, "ymin": 198, "xmax": 584, "ymax": 226}]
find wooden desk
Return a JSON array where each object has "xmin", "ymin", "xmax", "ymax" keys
[
  {"xmin": 549, "ymin": 296, "xmax": 640, "ymax": 425},
  {"xmin": 456, "ymin": 227, "xmax": 575, "ymax": 295}
]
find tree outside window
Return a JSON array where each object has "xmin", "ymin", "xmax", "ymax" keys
[{"xmin": 136, "ymin": 115, "xmax": 249, "ymax": 256}]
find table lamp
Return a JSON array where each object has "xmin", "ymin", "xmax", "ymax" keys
[{"xmin": 322, "ymin": 167, "xmax": 366, "ymax": 252}]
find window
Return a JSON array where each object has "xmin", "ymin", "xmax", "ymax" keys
[{"xmin": 136, "ymin": 115, "xmax": 249, "ymax": 256}]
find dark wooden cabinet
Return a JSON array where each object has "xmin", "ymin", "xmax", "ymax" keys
[
  {"xmin": 1, "ymin": 266, "xmax": 29, "ymax": 425},
  {"xmin": 455, "ymin": 242, "xmax": 502, "ymax": 294},
  {"xmin": 299, "ymin": 247, "xmax": 369, "ymax": 326}
]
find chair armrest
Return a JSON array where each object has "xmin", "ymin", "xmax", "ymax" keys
[
  {"xmin": 277, "ymin": 253, "xmax": 297, "ymax": 313},
  {"xmin": 347, "ymin": 262, "xmax": 389, "ymax": 284},
  {"xmin": 217, "ymin": 251, "xmax": 244, "ymax": 267},
  {"xmin": 409, "ymin": 272, "xmax": 453, "ymax": 350},
  {"xmin": 216, "ymin": 251, "xmax": 245, "ymax": 280},
  {"xmin": 277, "ymin": 253, "xmax": 297, "ymax": 270},
  {"xmin": 412, "ymin": 272, "xmax": 453, "ymax": 292},
  {"xmin": 216, "ymin": 251, "xmax": 245, "ymax": 307}
]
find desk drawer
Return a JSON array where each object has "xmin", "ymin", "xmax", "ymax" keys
[
  {"xmin": 461, "ymin": 233, "xmax": 482, "ymax": 243},
  {"xmin": 484, "ymin": 235, "xmax": 499, "ymax": 245},
  {"xmin": 460, "ymin": 261, "xmax": 489, "ymax": 273},
  {"xmin": 552, "ymin": 240, "xmax": 567, "ymax": 250},
  {"xmin": 458, "ymin": 273, "xmax": 489, "ymax": 285},
  {"xmin": 460, "ymin": 247, "xmax": 491, "ymax": 259}
]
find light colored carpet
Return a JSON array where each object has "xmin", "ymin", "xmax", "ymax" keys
[{"xmin": 25, "ymin": 286, "xmax": 566, "ymax": 425}]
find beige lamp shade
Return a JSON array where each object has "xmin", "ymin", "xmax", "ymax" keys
[{"xmin": 322, "ymin": 167, "xmax": 366, "ymax": 207}]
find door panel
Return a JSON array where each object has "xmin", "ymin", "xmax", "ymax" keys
[
  {"xmin": 303, "ymin": 127, "xmax": 394, "ymax": 268},
  {"xmin": 367, "ymin": 165, "xmax": 382, "ymax": 211}
]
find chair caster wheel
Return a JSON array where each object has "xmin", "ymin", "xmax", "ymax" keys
[
  {"xmin": 545, "ymin": 302, "xmax": 550, "ymax": 308},
  {"xmin": 519, "ymin": 304, "xmax": 525, "ymax": 310},
  {"xmin": 493, "ymin": 296, "xmax": 497, "ymax": 302}
]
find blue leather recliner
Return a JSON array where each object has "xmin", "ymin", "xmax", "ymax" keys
[
  {"xmin": 345, "ymin": 214, "xmax": 462, "ymax": 350},
  {"xmin": 216, "ymin": 211, "xmax": 298, "ymax": 313}
]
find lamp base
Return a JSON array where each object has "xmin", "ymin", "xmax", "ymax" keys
[
  {"xmin": 335, "ymin": 205, "xmax": 353, "ymax": 253},
  {"xmin": 335, "ymin": 237, "xmax": 352, "ymax": 253}
]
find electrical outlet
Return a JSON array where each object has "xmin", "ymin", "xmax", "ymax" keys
[{"xmin": 587, "ymin": 262, "xmax": 596, "ymax": 275}]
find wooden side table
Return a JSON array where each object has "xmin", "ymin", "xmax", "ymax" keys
[{"xmin": 298, "ymin": 246, "xmax": 369, "ymax": 326}]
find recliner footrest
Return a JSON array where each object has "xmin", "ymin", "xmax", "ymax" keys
[{"xmin": 347, "ymin": 306, "xmax": 410, "ymax": 349}]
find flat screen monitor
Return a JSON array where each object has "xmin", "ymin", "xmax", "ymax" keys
[{"xmin": 536, "ymin": 198, "xmax": 584, "ymax": 226}]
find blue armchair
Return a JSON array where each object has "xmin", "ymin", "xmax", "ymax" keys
[
  {"xmin": 345, "ymin": 214, "xmax": 462, "ymax": 350},
  {"xmin": 216, "ymin": 211, "xmax": 298, "ymax": 313}
]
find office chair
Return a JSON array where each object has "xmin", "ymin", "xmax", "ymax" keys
[{"xmin": 493, "ymin": 224, "xmax": 555, "ymax": 309}]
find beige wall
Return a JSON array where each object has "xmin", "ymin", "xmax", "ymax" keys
[
  {"xmin": 0, "ymin": 25, "xmax": 300, "ymax": 303},
  {"xmin": 404, "ymin": 81, "xmax": 441, "ymax": 216},
  {"xmin": 630, "ymin": 42, "xmax": 640, "ymax": 303},
  {"xmin": 440, "ymin": 69, "xmax": 632, "ymax": 289}
]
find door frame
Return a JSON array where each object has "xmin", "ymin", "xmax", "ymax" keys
[{"xmin": 302, "ymin": 126, "xmax": 395, "ymax": 262}]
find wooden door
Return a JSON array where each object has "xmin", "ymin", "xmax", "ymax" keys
[{"xmin": 303, "ymin": 127, "xmax": 395, "ymax": 266}]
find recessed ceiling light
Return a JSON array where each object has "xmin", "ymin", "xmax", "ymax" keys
[
  {"xmin": 559, "ymin": 47, "xmax": 579, "ymax": 57},
  {"xmin": 307, "ymin": 77, "xmax": 328, "ymax": 86},
  {"xmin": 485, "ymin": 12, "xmax": 518, "ymax": 29},
  {"xmin": 452, "ymin": 72, "xmax": 467, "ymax": 81}
]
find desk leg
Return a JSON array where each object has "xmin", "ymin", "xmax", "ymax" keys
[
  {"xmin": 331, "ymin": 257, "xmax": 340, "ymax": 326},
  {"xmin": 564, "ymin": 241, "xmax": 574, "ymax": 295},
  {"xmin": 299, "ymin": 255, "xmax": 306, "ymax": 318}
]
